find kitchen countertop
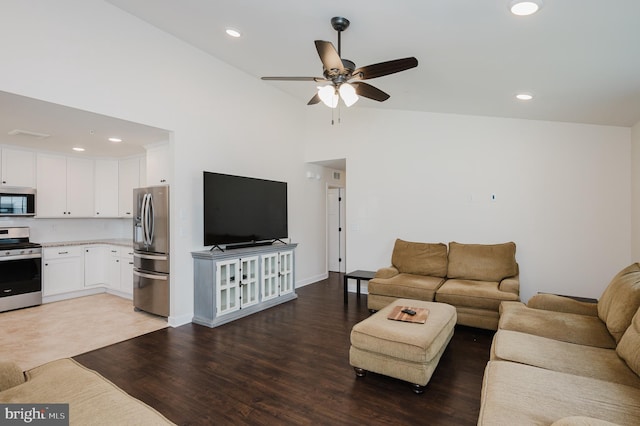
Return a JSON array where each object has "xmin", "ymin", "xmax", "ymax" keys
[{"xmin": 40, "ymin": 239, "xmax": 133, "ymax": 248}]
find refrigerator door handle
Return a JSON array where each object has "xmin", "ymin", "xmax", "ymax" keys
[
  {"xmin": 147, "ymin": 193, "xmax": 155, "ymax": 246},
  {"xmin": 133, "ymin": 270, "xmax": 168, "ymax": 281}
]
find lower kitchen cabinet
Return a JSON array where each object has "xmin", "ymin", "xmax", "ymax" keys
[
  {"xmin": 119, "ymin": 248, "xmax": 134, "ymax": 295},
  {"xmin": 43, "ymin": 244, "xmax": 134, "ymax": 300},
  {"xmin": 84, "ymin": 246, "xmax": 108, "ymax": 287},
  {"xmin": 192, "ymin": 243, "xmax": 297, "ymax": 328},
  {"xmin": 43, "ymin": 246, "xmax": 84, "ymax": 296}
]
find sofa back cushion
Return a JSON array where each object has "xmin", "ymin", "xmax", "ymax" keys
[
  {"xmin": 616, "ymin": 307, "xmax": 640, "ymax": 377},
  {"xmin": 391, "ymin": 239, "xmax": 448, "ymax": 277},
  {"xmin": 447, "ymin": 242, "xmax": 517, "ymax": 282},
  {"xmin": 598, "ymin": 262, "xmax": 640, "ymax": 343}
]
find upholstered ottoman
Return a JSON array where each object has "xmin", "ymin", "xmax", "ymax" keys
[{"xmin": 349, "ymin": 299, "xmax": 457, "ymax": 393}]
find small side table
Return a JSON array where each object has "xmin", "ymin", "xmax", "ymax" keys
[{"xmin": 344, "ymin": 270, "xmax": 376, "ymax": 304}]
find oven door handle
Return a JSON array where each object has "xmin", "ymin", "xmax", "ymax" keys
[{"xmin": 0, "ymin": 253, "xmax": 41, "ymax": 262}]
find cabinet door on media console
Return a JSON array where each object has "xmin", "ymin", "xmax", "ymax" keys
[
  {"xmin": 279, "ymin": 251, "xmax": 294, "ymax": 295},
  {"xmin": 216, "ymin": 259, "xmax": 240, "ymax": 316},
  {"xmin": 240, "ymin": 256, "xmax": 259, "ymax": 308},
  {"xmin": 261, "ymin": 253, "xmax": 279, "ymax": 302}
]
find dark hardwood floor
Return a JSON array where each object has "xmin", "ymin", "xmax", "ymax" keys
[{"xmin": 74, "ymin": 273, "xmax": 494, "ymax": 425}]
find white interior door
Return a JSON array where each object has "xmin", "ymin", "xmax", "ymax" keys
[{"xmin": 328, "ymin": 188, "xmax": 346, "ymax": 273}]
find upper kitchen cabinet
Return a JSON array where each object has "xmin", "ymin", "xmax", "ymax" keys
[
  {"xmin": 94, "ymin": 159, "xmax": 119, "ymax": 217},
  {"xmin": 145, "ymin": 142, "xmax": 171, "ymax": 185},
  {"xmin": 36, "ymin": 153, "xmax": 94, "ymax": 217},
  {"xmin": 118, "ymin": 156, "xmax": 145, "ymax": 218},
  {"xmin": 1, "ymin": 147, "xmax": 36, "ymax": 188}
]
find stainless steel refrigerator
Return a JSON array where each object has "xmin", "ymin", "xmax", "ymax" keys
[{"xmin": 133, "ymin": 186, "xmax": 169, "ymax": 317}]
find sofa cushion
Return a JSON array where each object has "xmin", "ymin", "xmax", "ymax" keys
[
  {"xmin": 0, "ymin": 358, "xmax": 174, "ymax": 425},
  {"xmin": 617, "ymin": 307, "xmax": 640, "ymax": 377},
  {"xmin": 597, "ymin": 263, "xmax": 640, "ymax": 343},
  {"xmin": 435, "ymin": 279, "xmax": 520, "ymax": 310},
  {"xmin": 499, "ymin": 301, "xmax": 616, "ymax": 348},
  {"xmin": 0, "ymin": 362, "xmax": 25, "ymax": 392},
  {"xmin": 551, "ymin": 417, "xmax": 623, "ymax": 426},
  {"xmin": 492, "ymin": 330, "xmax": 640, "ymax": 388},
  {"xmin": 447, "ymin": 242, "xmax": 517, "ymax": 282},
  {"xmin": 478, "ymin": 361, "xmax": 640, "ymax": 426},
  {"xmin": 391, "ymin": 239, "xmax": 448, "ymax": 277},
  {"xmin": 368, "ymin": 273, "xmax": 444, "ymax": 302}
]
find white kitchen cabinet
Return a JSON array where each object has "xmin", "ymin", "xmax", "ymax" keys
[
  {"xmin": 1, "ymin": 148, "xmax": 36, "ymax": 187},
  {"xmin": 43, "ymin": 246, "xmax": 84, "ymax": 296},
  {"xmin": 36, "ymin": 153, "xmax": 94, "ymax": 217},
  {"xmin": 66, "ymin": 157, "xmax": 95, "ymax": 217},
  {"xmin": 36, "ymin": 154, "xmax": 67, "ymax": 217},
  {"xmin": 119, "ymin": 248, "xmax": 134, "ymax": 295},
  {"xmin": 107, "ymin": 247, "xmax": 121, "ymax": 290},
  {"xmin": 94, "ymin": 160, "xmax": 119, "ymax": 217},
  {"xmin": 192, "ymin": 244, "xmax": 297, "ymax": 328},
  {"xmin": 84, "ymin": 246, "xmax": 108, "ymax": 287},
  {"xmin": 145, "ymin": 142, "xmax": 171, "ymax": 185},
  {"xmin": 106, "ymin": 246, "xmax": 134, "ymax": 296},
  {"xmin": 118, "ymin": 157, "xmax": 142, "ymax": 217}
]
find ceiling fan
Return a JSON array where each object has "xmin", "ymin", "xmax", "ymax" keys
[{"xmin": 261, "ymin": 17, "xmax": 418, "ymax": 108}]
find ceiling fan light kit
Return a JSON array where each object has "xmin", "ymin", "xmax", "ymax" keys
[{"xmin": 261, "ymin": 16, "xmax": 418, "ymax": 117}]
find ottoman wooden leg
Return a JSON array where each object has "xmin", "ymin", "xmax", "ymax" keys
[
  {"xmin": 411, "ymin": 383, "xmax": 426, "ymax": 394},
  {"xmin": 353, "ymin": 367, "xmax": 367, "ymax": 377}
]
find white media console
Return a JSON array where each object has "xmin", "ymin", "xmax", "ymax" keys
[{"xmin": 191, "ymin": 243, "xmax": 297, "ymax": 327}]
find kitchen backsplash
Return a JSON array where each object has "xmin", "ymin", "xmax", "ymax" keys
[{"xmin": 0, "ymin": 217, "xmax": 131, "ymax": 243}]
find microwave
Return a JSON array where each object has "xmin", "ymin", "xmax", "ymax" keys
[{"xmin": 0, "ymin": 187, "xmax": 36, "ymax": 216}]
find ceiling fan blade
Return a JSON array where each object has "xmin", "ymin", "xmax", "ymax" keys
[
  {"xmin": 352, "ymin": 82, "xmax": 390, "ymax": 102},
  {"xmin": 261, "ymin": 76, "xmax": 327, "ymax": 82},
  {"xmin": 352, "ymin": 57, "xmax": 418, "ymax": 80},
  {"xmin": 315, "ymin": 40, "xmax": 344, "ymax": 73},
  {"xmin": 307, "ymin": 93, "xmax": 321, "ymax": 105}
]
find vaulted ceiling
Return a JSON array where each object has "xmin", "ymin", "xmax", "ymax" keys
[
  {"xmin": 105, "ymin": 0, "xmax": 640, "ymax": 127},
  {"xmin": 2, "ymin": 1, "xmax": 639, "ymax": 159}
]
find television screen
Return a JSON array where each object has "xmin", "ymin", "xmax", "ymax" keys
[{"xmin": 203, "ymin": 172, "xmax": 288, "ymax": 247}]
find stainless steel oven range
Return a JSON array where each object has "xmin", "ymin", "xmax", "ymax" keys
[{"xmin": 0, "ymin": 227, "xmax": 42, "ymax": 313}]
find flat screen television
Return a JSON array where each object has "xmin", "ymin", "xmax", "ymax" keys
[{"xmin": 203, "ymin": 171, "xmax": 288, "ymax": 247}]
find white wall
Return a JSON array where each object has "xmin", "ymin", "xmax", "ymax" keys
[
  {"xmin": 632, "ymin": 120, "xmax": 640, "ymax": 261},
  {"xmin": 304, "ymin": 108, "xmax": 632, "ymax": 302},
  {"xmin": 0, "ymin": 0, "xmax": 328, "ymax": 325}
]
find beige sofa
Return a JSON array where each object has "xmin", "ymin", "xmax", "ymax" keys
[
  {"xmin": 478, "ymin": 263, "xmax": 640, "ymax": 425},
  {"xmin": 368, "ymin": 239, "xmax": 520, "ymax": 330},
  {"xmin": 0, "ymin": 358, "xmax": 174, "ymax": 425}
]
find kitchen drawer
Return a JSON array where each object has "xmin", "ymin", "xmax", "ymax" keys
[{"xmin": 43, "ymin": 246, "xmax": 83, "ymax": 259}]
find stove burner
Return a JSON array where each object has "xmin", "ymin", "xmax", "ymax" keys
[{"xmin": 0, "ymin": 241, "xmax": 42, "ymax": 250}]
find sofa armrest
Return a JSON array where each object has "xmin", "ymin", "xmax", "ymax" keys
[
  {"xmin": 374, "ymin": 266, "xmax": 399, "ymax": 279},
  {"xmin": 0, "ymin": 361, "xmax": 25, "ymax": 392},
  {"xmin": 527, "ymin": 293, "xmax": 598, "ymax": 316},
  {"xmin": 499, "ymin": 275, "xmax": 520, "ymax": 296}
]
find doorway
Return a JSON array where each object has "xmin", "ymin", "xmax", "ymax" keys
[{"xmin": 328, "ymin": 187, "xmax": 346, "ymax": 273}]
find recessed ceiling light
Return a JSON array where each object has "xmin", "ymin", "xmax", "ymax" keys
[
  {"xmin": 509, "ymin": 1, "xmax": 542, "ymax": 16},
  {"xmin": 225, "ymin": 28, "xmax": 241, "ymax": 38},
  {"xmin": 108, "ymin": 137, "xmax": 123, "ymax": 143},
  {"xmin": 516, "ymin": 93, "xmax": 534, "ymax": 101},
  {"xmin": 72, "ymin": 147, "xmax": 85, "ymax": 152}
]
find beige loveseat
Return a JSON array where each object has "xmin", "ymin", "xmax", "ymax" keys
[
  {"xmin": 478, "ymin": 263, "xmax": 640, "ymax": 425},
  {"xmin": 368, "ymin": 239, "xmax": 520, "ymax": 330},
  {"xmin": 0, "ymin": 358, "xmax": 174, "ymax": 425}
]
